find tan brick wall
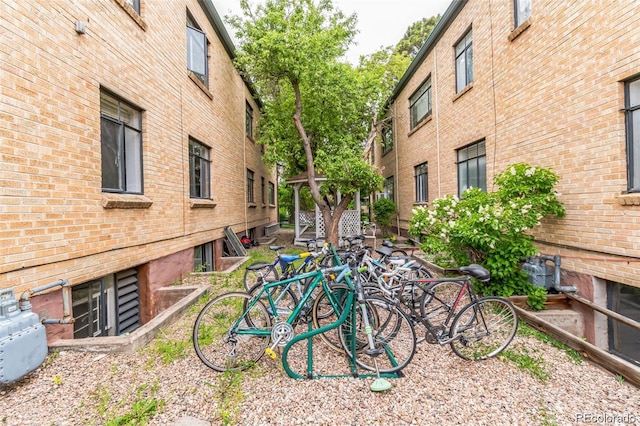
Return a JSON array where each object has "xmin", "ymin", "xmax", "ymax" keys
[
  {"xmin": 1, "ymin": 0, "xmax": 276, "ymax": 294},
  {"xmin": 382, "ymin": 0, "xmax": 640, "ymax": 288}
]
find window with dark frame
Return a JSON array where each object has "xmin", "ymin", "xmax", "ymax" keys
[
  {"xmin": 247, "ymin": 169, "xmax": 255, "ymax": 203},
  {"xmin": 268, "ymin": 181, "xmax": 275, "ymax": 205},
  {"xmin": 414, "ymin": 162, "xmax": 428, "ymax": 203},
  {"xmin": 246, "ymin": 102, "xmax": 254, "ymax": 139},
  {"xmin": 607, "ymin": 281, "xmax": 640, "ymax": 366},
  {"xmin": 261, "ymin": 176, "xmax": 265, "ymax": 205},
  {"xmin": 455, "ymin": 29, "xmax": 473, "ymax": 93},
  {"xmin": 382, "ymin": 121, "xmax": 393, "ymax": 154},
  {"xmin": 410, "ymin": 76, "xmax": 432, "ymax": 129},
  {"xmin": 194, "ymin": 242, "xmax": 214, "ymax": 272},
  {"xmin": 457, "ymin": 140, "xmax": 486, "ymax": 195},
  {"xmin": 100, "ymin": 90, "xmax": 143, "ymax": 194},
  {"xmin": 383, "ymin": 176, "xmax": 395, "ymax": 202},
  {"xmin": 625, "ymin": 76, "xmax": 640, "ymax": 192},
  {"xmin": 72, "ymin": 269, "xmax": 140, "ymax": 339},
  {"xmin": 514, "ymin": 0, "xmax": 531, "ymax": 28},
  {"xmin": 187, "ymin": 13, "xmax": 208, "ymax": 88},
  {"xmin": 189, "ymin": 138, "xmax": 211, "ymax": 199}
]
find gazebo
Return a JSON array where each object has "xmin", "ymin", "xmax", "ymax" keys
[{"xmin": 286, "ymin": 171, "xmax": 362, "ymax": 246}]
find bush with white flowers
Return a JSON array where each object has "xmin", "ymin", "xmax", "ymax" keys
[{"xmin": 409, "ymin": 163, "xmax": 565, "ymax": 309}]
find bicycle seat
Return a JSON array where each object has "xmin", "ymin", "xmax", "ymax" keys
[
  {"xmin": 246, "ymin": 262, "xmax": 271, "ymax": 271},
  {"xmin": 269, "ymin": 245, "xmax": 285, "ymax": 251},
  {"xmin": 458, "ymin": 264, "xmax": 490, "ymax": 282},
  {"xmin": 280, "ymin": 254, "xmax": 299, "ymax": 263},
  {"xmin": 382, "ymin": 240, "xmax": 394, "ymax": 248},
  {"xmin": 375, "ymin": 246, "xmax": 393, "ymax": 257}
]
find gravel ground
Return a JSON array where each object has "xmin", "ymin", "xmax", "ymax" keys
[{"xmin": 2, "ymin": 231, "xmax": 639, "ymax": 425}]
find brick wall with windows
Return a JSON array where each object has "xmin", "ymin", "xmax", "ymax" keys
[
  {"xmin": 380, "ymin": 0, "xmax": 640, "ymax": 293},
  {"xmin": 1, "ymin": 0, "xmax": 276, "ymax": 334}
]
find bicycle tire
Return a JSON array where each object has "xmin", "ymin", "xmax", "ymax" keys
[
  {"xmin": 419, "ymin": 280, "xmax": 470, "ymax": 332},
  {"xmin": 339, "ymin": 296, "xmax": 416, "ymax": 374},
  {"xmin": 449, "ymin": 296, "xmax": 518, "ymax": 361},
  {"xmin": 311, "ymin": 283, "xmax": 357, "ymax": 352},
  {"xmin": 390, "ymin": 249, "xmax": 408, "ymax": 257},
  {"xmin": 193, "ymin": 292, "xmax": 271, "ymax": 372},
  {"xmin": 243, "ymin": 262, "xmax": 279, "ymax": 292},
  {"xmin": 247, "ymin": 281, "xmax": 299, "ymax": 323}
]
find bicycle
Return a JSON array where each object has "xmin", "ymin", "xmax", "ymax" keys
[
  {"xmin": 193, "ymin": 245, "xmax": 416, "ymax": 379},
  {"xmin": 368, "ymin": 264, "xmax": 518, "ymax": 360},
  {"xmin": 243, "ymin": 239, "xmax": 323, "ymax": 291}
]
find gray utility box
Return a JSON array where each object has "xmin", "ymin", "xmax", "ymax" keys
[
  {"xmin": 0, "ymin": 289, "xmax": 48, "ymax": 385},
  {"xmin": 522, "ymin": 256, "xmax": 557, "ymax": 289}
]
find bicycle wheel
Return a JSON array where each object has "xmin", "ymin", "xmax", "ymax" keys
[
  {"xmin": 390, "ymin": 249, "xmax": 408, "ymax": 257},
  {"xmin": 449, "ymin": 297, "xmax": 518, "ymax": 361},
  {"xmin": 339, "ymin": 296, "xmax": 416, "ymax": 374},
  {"xmin": 311, "ymin": 283, "xmax": 355, "ymax": 352},
  {"xmin": 193, "ymin": 292, "xmax": 271, "ymax": 372},
  {"xmin": 419, "ymin": 281, "xmax": 470, "ymax": 339},
  {"xmin": 247, "ymin": 282, "xmax": 299, "ymax": 322},
  {"xmin": 243, "ymin": 262, "xmax": 279, "ymax": 291}
]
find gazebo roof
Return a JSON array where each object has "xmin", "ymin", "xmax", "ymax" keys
[{"xmin": 285, "ymin": 170, "xmax": 327, "ymax": 185}]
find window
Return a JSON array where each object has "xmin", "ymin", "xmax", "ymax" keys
[
  {"xmin": 268, "ymin": 181, "xmax": 275, "ymax": 205},
  {"xmin": 455, "ymin": 29, "xmax": 473, "ymax": 93},
  {"xmin": 126, "ymin": 0, "xmax": 140, "ymax": 14},
  {"xmin": 189, "ymin": 138, "xmax": 211, "ymax": 199},
  {"xmin": 607, "ymin": 281, "xmax": 640, "ymax": 366},
  {"xmin": 382, "ymin": 121, "xmax": 393, "ymax": 154},
  {"xmin": 410, "ymin": 76, "xmax": 432, "ymax": 129},
  {"xmin": 414, "ymin": 162, "xmax": 428, "ymax": 203},
  {"xmin": 246, "ymin": 102, "xmax": 254, "ymax": 139},
  {"xmin": 261, "ymin": 176, "xmax": 265, "ymax": 205},
  {"xmin": 625, "ymin": 76, "xmax": 640, "ymax": 192},
  {"xmin": 194, "ymin": 242, "xmax": 214, "ymax": 272},
  {"xmin": 514, "ymin": 0, "xmax": 531, "ymax": 27},
  {"xmin": 381, "ymin": 176, "xmax": 395, "ymax": 202},
  {"xmin": 247, "ymin": 169, "xmax": 255, "ymax": 203},
  {"xmin": 72, "ymin": 269, "xmax": 140, "ymax": 338},
  {"xmin": 457, "ymin": 140, "xmax": 486, "ymax": 195},
  {"xmin": 100, "ymin": 90, "xmax": 143, "ymax": 193},
  {"xmin": 187, "ymin": 13, "xmax": 208, "ymax": 87},
  {"xmin": 72, "ymin": 280, "xmax": 110, "ymax": 338}
]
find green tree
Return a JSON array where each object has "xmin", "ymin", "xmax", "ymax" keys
[
  {"xmin": 228, "ymin": 0, "xmax": 407, "ymax": 244},
  {"xmin": 395, "ymin": 15, "xmax": 441, "ymax": 58}
]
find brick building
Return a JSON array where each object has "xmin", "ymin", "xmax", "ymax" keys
[
  {"xmin": 376, "ymin": 0, "xmax": 640, "ymax": 364},
  {"xmin": 1, "ymin": 0, "xmax": 276, "ymax": 340}
]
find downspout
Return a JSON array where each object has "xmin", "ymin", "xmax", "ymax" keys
[
  {"xmin": 434, "ymin": 48, "xmax": 441, "ymax": 198},
  {"xmin": 243, "ymin": 101, "xmax": 248, "ymax": 237},
  {"xmin": 394, "ymin": 101, "xmax": 400, "ymax": 235}
]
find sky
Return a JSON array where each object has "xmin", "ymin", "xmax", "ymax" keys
[{"xmin": 212, "ymin": 0, "xmax": 453, "ymax": 64}]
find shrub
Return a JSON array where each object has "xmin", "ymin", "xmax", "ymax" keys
[
  {"xmin": 408, "ymin": 163, "xmax": 565, "ymax": 309},
  {"xmin": 373, "ymin": 198, "xmax": 397, "ymax": 236}
]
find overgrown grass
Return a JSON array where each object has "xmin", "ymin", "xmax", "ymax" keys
[
  {"xmin": 87, "ymin": 382, "xmax": 163, "ymax": 426},
  {"xmin": 500, "ymin": 347, "xmax": 549, "ymax": 382},
  {"xmin": 212, "ymin": 362, "xmax": 264, "ymax": 425},
  {"xmin": 516, "ymin": 322, "xmax": 583, "ymax": 364}
]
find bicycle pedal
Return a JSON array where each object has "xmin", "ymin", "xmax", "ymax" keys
[
  {"xmin": 265, "ymin": 348, "xmax": 278, "ymax": 359},
  {"xmin": 364, "ymin": 348, "xmax": 384, "ymax": 357}
]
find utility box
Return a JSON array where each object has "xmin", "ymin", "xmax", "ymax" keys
[
  {"xmin": 522, "ymin": 256, "xmax": 555, "ymax": 289},
  {"xmin": 0, "ymin": 289, "xmax": 48, "ymax": 385}
]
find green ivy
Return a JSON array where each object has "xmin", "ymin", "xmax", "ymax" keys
[{"xmin": 409, "ymin": 163, "xmax": 565, "ymax": 308}]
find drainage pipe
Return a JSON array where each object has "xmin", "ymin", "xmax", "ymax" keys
[
  {"xmin": 540, "ymin": 255, "xmax": 577, "ymax": 293},
  {"xmin": 20, "ymin": 279, "xmax": 74, "ymax": 323}
]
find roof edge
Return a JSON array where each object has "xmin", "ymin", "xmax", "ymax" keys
[{"xmin": 389, "ymin": 0, "xmax": 468, "ymax": 102}]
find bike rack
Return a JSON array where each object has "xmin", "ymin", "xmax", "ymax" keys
[{"xmin": 280, "ymin": 286, "xmax": 399, "ymax": 385}]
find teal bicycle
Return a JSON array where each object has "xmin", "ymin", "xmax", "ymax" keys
[{"xmin": 192, "ymin": 245, "xmax": 416, "ymax": 383}]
